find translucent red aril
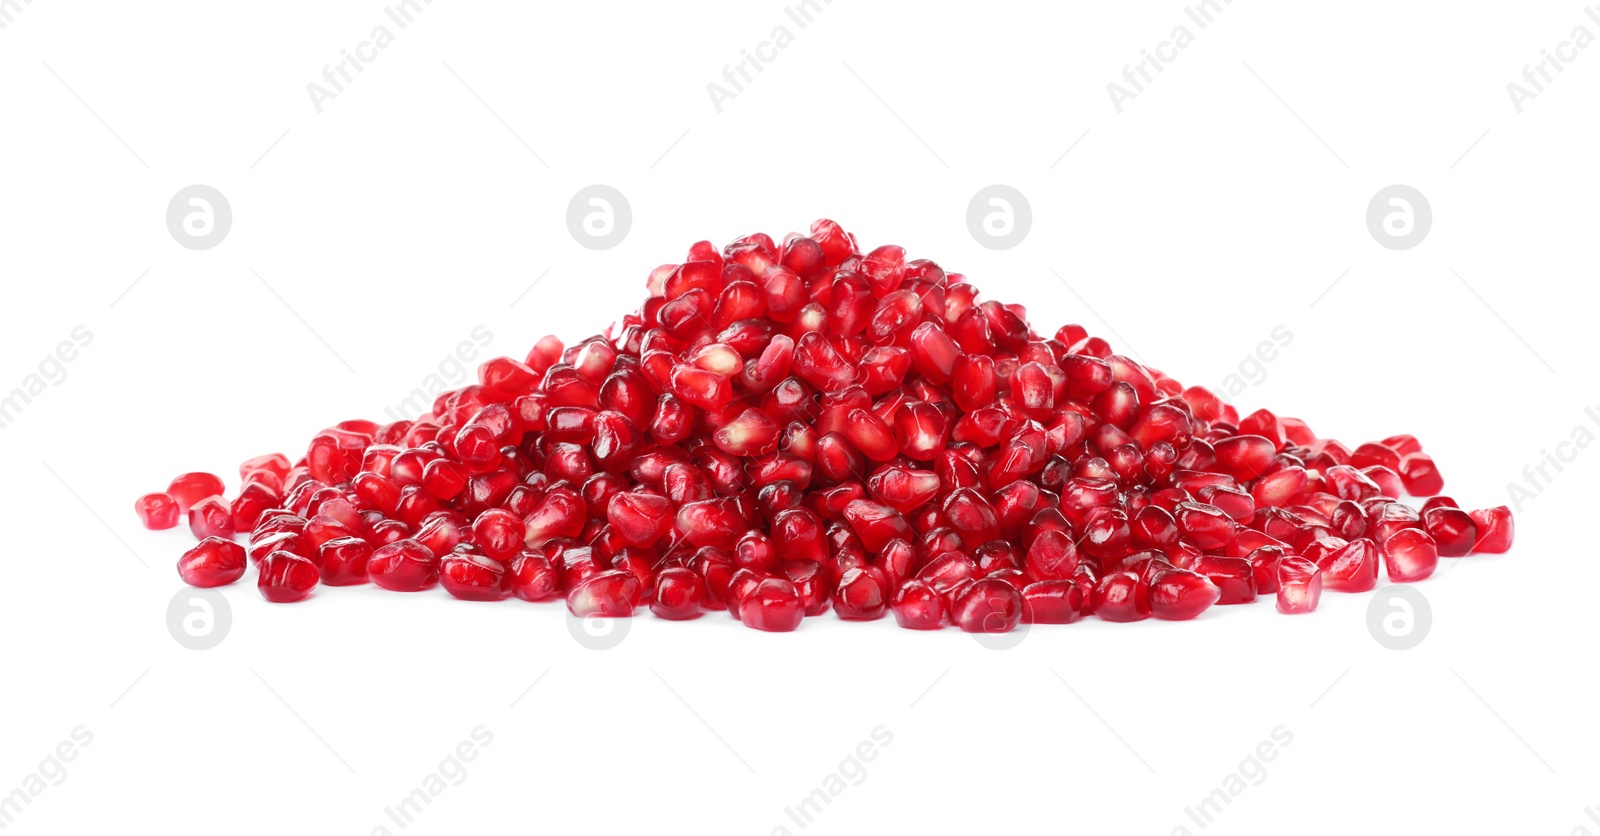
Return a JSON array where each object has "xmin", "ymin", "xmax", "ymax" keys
[
  {"xmin": 167, "ymin": 472, "xmax": 226, "ymax": 513},
  {"xmin": 833, "ymin": 566, "xmax": 888, "ymax": 620},
  {"xmin": 1021, "ymin": 580, "xmax": 1082, "ymax": 624},
  {"xmin": 177, "ymin": 537, "xmax": 247, "ymax": 587},
  {"xmin": 319, "ymin": 537, "xmax": 373, "ymax": 585},
  {"xmin": 1382, "ymin": 528, "xmax": 1439, "ymax": 582},
  {"xmin": 951, "ymin": 578, "xmax": 1023, "ymax": 633},
  {"xmin": 440, "ymin": 553, "xmax": 511, "ymax": 601},
  {"xmin": 739, "ymin": 578, "xmax": 805, "ymax": 632},
  {"xmin": 1424, "ymin": 507, "xmax": 1477, "ymax": 557},
  {"xmin": 258, "ymin": 552, "xmax": 319, "ymax": 603},
  {"xmin": 1467, "ymin": 506, "xmax": 1514, "ymax": 554},
  {"xmin": 651, "ymin": 567, "xmax": 706, "ymax": 620},
  {"xmin": 187, "ymin": 496, "xmax": 234, "ymax": 541},
  {"xmin": 1276, "ymin": 556, "xmax": 1323, "ymax": 614},
  {"xmin": 367, "ymin": 539, "xmax": 439, "ymax": 591},
  {"xmin": 147, "ymin": 218, "xmax": 1508, "ymax": 634},
  {"xmin": 136, "ymin": 493, "xmax": 181, "ymax": 530}
]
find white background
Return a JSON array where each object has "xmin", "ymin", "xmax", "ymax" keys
[{"xmin": 1, "ymin": 1, "xmax": 1595, "ymax": 834}]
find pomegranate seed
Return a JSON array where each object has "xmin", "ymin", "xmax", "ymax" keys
[
  {"xmin": 187, "ymin": 496, "xmax": 234, "ymax": 541},
  {"xmin": 319, "ymin": 537, "xmax": 373, "ymax": 585},
  {"xmin": 508, "ymin": 551, "xmax": 560, "ymax": 601},
  {"xmin": 367, "ymin": 539, "xmax": 439, "ymax": 591},
  {"xmin": 1382, "ymin": 528, "xmax": 1438, "ymax": 582},
  {"xmin": 739, "ymin": 578, "xmax": 805, "ymax": 632},
  {"xmin": 1468, "ymin": 506, "xmax": 1514, "ymax": 554},
  {"xmin": 1192, "ymin": 555, "xmax": 1256, "ymax": 604},
  {"xmin": 1021, "ymin": 580, "xmax": 1082, "ymax": 624},
  {"xmin": 1276, "ymin": 556, "xmax": 1323, "ymax": 614},
  {"xmin": 650, "ymin": 567, "xmax": 706, "ymax": 620},
  {"xmin": 1147, "ymin": 568, "xmax": 1220, "ymax": 620},
  {"xmin": 168, "ymin": 472, "xmax": 225, "ymax": 513},
  {"xmin": 258, "ymin": 551, "xmax": 319, "ymax": 603},
  {"xmin": 177, "ymin": 537, "xmax": 247, "ymax": 587},
  {"xmin": 950, "ymin": 578, "xmax": 1023, "ymax": 633},
  {"xmin": 833, "ymin": 566, "xmax": 889, "ymax": 620},
  {"xmin": 889, "ymin": 579, "xmax": 945, "ymax": 629},
  {"xmin": 1423, "ymin": 507, "xmax": 1477, "ymax": 557},
  {"xmin": 135, "ymin": 493, "xmax": 180, "ymax": 530},
  {"xmin": 441, "ymin": 553, "xmax": 511, "ymax": 601}
]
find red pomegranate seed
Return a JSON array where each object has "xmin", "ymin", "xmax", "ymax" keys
[
  {"xmin": 258, "ymin": 551, "xmax": 319, "ymax": 603},
  {"xmin": 367, "ymin": 539, "xmax": 439, "ymax": 591},
  {"xmin": 1092, "ymin": 571, "xmax": 1147, "ymax": 621},
  {"xmin": 1192, "ymin": 555, "xmax": 1256, "ymax": 604},
  {"xmin": 650, "ymin": 567, "xmax": 706, "ymax": 620},
  {"xmin": 167, "ymin": 472, "xmax": 225, "ymax": 513},
  {"xmin": 319, "ymin": 537, "xmax": 373, "ymax": 585},
  {"xmin": 833, "ymin": 566, "xmax": 888, "ymax": 620},
  {"xmin": 441, "ymin": 553, "xmax": 511, "ymax": 601},
  {"xmin": 135, "ymin": 492, "xmax": 181, "ymax": 530},
  {"xmin": 739, "ymin": 578, "xmax": 805, "ymax": 632},
  {"xmin": 889, "ymin": 579, "xmax": 944, "ymax": 629},
  {"xmin": 950, "ymin": 578, "xmax": 1023, "ymax": 633},
  {"xmin": 1148, "ymin": 567, "xmax": 1221, "ymax": 620},
  {"xmin": 1276, "ymin": 556, "xmax": 1323, "ymax": 614},
  {"xmin": 1423, "ymin": 507, "xmax": 1477, "ymax": 557},
  {"xmin": 187, "ymin": 496, "xmax": 234, "ymax": 541},
  {"xmin": 567, "ymin": 569, "xmax": 642, "ymax": 617},
  {"xmin": 1382, "ymin": 528, "xmax": 1438, "ymax": 582},
  {"xmin": 177, "ymin": 537, "xmax": 247, "ymax": 587},
  {"xmin": 1468, "ymin": 506, "xmax": 1514, "ymax": 553},
  {"xmin": 1021, "ymin": 580, "xmax": 1082, "ymax": 624}
]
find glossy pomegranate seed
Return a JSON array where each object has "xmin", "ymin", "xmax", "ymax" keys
[
  {"xmin": 367, "ymin": 539, "xmax": 439, "ymax": 592},
  {"xmin": 1397, "ymin": 453, "xmax": 1443, "ymax": 496},
  {"xmin": 507, "ymin": 551, "xmax": 560, "ymax": 601},
  {"xmin": 1382, "ymin": 528, "xmax": 1438, "ymax": 582},
  {"xmin": 1276, "ymin": 556, "xmax": 1322, "ymax": 614},
  {"xmin": 258, "ymin": 551, "xmax": 319, "ymax": 603},
  {"xmin": 651, "ymin": 567, "xmax": 706, "ymax": 620},
  {"xmin": 739, "ymin": 578, "xmax": 805, "ymax": 632},
  {"xmin": 607, "ymin": 491, "xmax": 673, "ymax": 547},
  {"xmin": 177, "ymin": 537, "xmax": 247, "ymax": 587},
  {"xmin": 1423, "ymin": 507, "xmax": 1477, "ymax": 557},
  {"xmin": 1192, "ymin": 555, "xmax": 1256, "ymax": 604},
  {"xmin": 167, "ymin": 472, "xmax": 225, "ymax": 513},
  {"xmin": 135, "ymin": 492, "xmax": 181, "ymax": 530},
  {"xmin": 1315, "ymin": 538, "xmax": 1379, "ymax": 592},
  {"xmin": 1468, "ymin": 506, "xmax": 1514, "ymax": 553},
  {"xmin": 1092, "ymin": 572, "xmax": 1147, "ymax": 622},
  {"xmin": 1148, "ymin": 568, "xmax": 1221, "ymax": 620},
  {"xmin": 187, "ymin": 496, "xmax": 234, "ymax": 541},
  {"xmin": 833, "ymin": 566, "xmax": 888, "ymax": 620},
  {"xmin": 319, "ymin": 536, "xmax": 373, "ymax": 585},
  {"xmin": 1021, "ymin": 580, "xmax": 1082, "ymax": 624},
  {"xmin": 567, "ymin": 569, "xmax": 642, "ymax": 617},
  {"xmin": 950, "ymin": 578, "xmax": 1023, "ymax": 633},
  {"xmin": 441, "ymin": 553, "xmax": 511, "ymax": 601}
]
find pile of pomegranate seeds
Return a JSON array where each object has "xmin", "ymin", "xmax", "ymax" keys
[{"xmin": 144, "ymin": 219, "xmax": 1514, "ymax": 631}]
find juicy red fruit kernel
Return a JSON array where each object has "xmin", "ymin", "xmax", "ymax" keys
[
  {"xmin": 135, "ymin": 493, "xmax": 181, "ymax": 530},
  {"xmin": 147, "ymin": 218, "xmax": 1508, "ymax": 634},
  {"xmin": 258, "ymin": 551, "xmax": 319, "ymax": 603},
  {"xmin": 178, "ymin": 537, "xmax": 247, "ymax": 587}
]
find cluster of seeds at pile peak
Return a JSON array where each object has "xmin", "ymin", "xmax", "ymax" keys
[{"xmin": 140, "ymin": 219, "xmax": 1515, "ymax": 631}]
